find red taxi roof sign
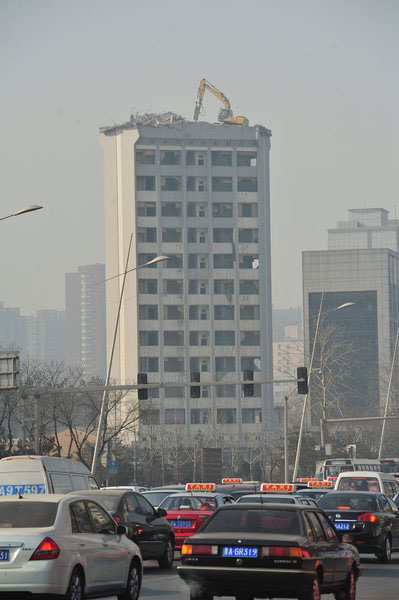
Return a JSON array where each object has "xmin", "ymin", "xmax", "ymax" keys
[
  {"xmin": 307, "ymin": 481, "xmax": 333, "ymax": 488},
  {"xmin": 327, "ymin": 476, "xmax": 338, "ymax": 482},
  {"xmin": 186, "ymin": 483, "xmax": 215, "ymax": 492},
  {"xmin": 296, "ymin": 478, "xmax": 317, "ymax": 483},
  {"xmin": 221, "ymin": 478, "xmax": 243, "ymax": 485},
  {"xmin": 260, "ymin": 483, "xmax": 294, "ymax": 493}
]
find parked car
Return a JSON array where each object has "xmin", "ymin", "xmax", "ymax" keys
[
  {"xmin": 69, "ymin": 489, "xmax": 174, "ymax": 568},
  {"xmin": 0, "ymin": 455, "xmax": 99, "ymax": 495},
  {"xmin": 335, "ymin": 471, "xmax": 398, "ymax": 498},
  {"xmin": 0, "ymin": 494, "xmax": 142, "ymax": 599},
  {"xmin": 102, "ymin": 485, "xmax": 149, "ymax": 494},
  {"xmin": 318, "ymin": 490, "xmax": 399, "ymax": 562},
  {"xmin": 178, "ymin": 503, "xmax": 360, "ymax": 600}
]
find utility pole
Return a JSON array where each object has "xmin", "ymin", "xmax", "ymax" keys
[{"xmin": 284, "ymin": 396, "xmax": 289, "ymax": 483}]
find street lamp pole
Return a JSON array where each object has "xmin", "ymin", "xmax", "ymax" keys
[
  {"xmin": 91, "ymin": 236, "xmax": 168, "ymax": 475},
  {"xmin": 0, "ymin": 204, "xmax": 43, "ymax": 221}
]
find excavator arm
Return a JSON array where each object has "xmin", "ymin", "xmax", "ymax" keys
[{"xmin": 193, "ymin": 79, "xmax": 248, "ymax": 126}]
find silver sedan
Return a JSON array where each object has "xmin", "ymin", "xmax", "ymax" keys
[{"xmin": 0, "ymin": 494, "xmax": 142, "ymax": 599}]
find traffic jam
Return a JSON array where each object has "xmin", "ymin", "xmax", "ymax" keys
[{"xmin": 0, "ymin": 458, "xmax": 398, "ymax": 599}]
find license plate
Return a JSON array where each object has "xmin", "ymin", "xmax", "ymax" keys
[
  {"xmin": 0, "ymin": 550, "xmax": 10, "ymax": 561},
  {"xmin": 222, "ymin": 546, "xmax": 258, "ymax": 558},
  {"xmin": 171, "ymin": 520, "xmax": 192, "ymax": 528},
  {"xmin": 335, "ymin": 522, "xmax": 350, "ymax": 530}
]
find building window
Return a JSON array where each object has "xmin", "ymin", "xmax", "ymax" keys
[
  {"xmin": 240, "ymin": 331, "xmax": 260, "ymax": 346},
  {"xmin": 137, "ymin": 227, "xmax": 157, "ymax": 243},
  {"xmin": 214, "ymin": 280, "xmax": 234, "ymax": 295},
  {"xmin": 213, "ymin": 228, "xmax": 234, "ymax": 243},
  {"xmin": 239, "ymin": 255, "xmax": 259, "ymax": 269},
  {"xmin": 237, "ymin": 177, "xmax": 257, "ymax": 192},
  {"xmin": 137, "ymin": 202, "xmax": 156, "ymax": 217},
  {"xmin": 217, "ymin": 385, "xmax": 235, "ymax": 398},
  {"xmin": 213, "ymin": 203, "xmax": 233, "ymax": 218},
  {"xmin": 238, "ymin": 229, "xmax": 258, "ymax": 243},
  {"xmin": 199, "ymin": 230, "xmax": 207, "ymax": 243},
  {"xmin": 200, "ymin": 307, "xmax": 209, "ymax": 320},
  {"xmin": 189, "ymin": 331, "xmax": 199, "ymax": 345},
  {"xmin": 186, "ymin": 150, "xmax": 206, "ymax": 166},
  {"xmin": 238, "ymin": 203, "xmax": 258, "ymax": 217},
  {"xmin": 188, "ymin": 255, "xmax": 197, "ymax": 268},
  {"xmin": 212, "ymin": 151, "xmax": 232, "ymax": 166},
  {"xmin": 239, "ymin": 280, "xmax": 259, "ymax": 294},
  {"xmin": 165, "ymin": 254, "xmax": 183, "ymax": 268},
  {"xmin": 199, "ymin": 282, "xmax": 208, "ymax": 295},
  {"xmin": 164, "ymin": 386, "xmax": 185, "ymax": 398},
  {"xmin": 139, "ymin": 331, "xmax": 158, "ymax": 346},
  {"xmin": 198, "ymin": 204, "xmax": 206, "ymax": 217},
  {"xmin": 241, "ymin": 357, "xmax": 261, "ymax": 372},
  {"xmin": 161, "ymin": 202, "xmax": 182, "ymax": 217},
  {"xmin": 237, "ymin": 151, "xmax": 257, "ymax": 167},
  {"xmin": 163, "ymin": 305, "xmax": 184, "ymax": 320},
  {"xmin": 163, "ymin": 279, "xmax": 183, "ymax": 294},
  {"xmin": 215, "ymin": 331, "xmax": 235, "ymax": 345},
  {"xmin": 240, "ymin": 305, "xmax": 260, "ymax": 320},
  {"xmin": 138, "ymin": 254, "xmax": 159, "ymax": 268},
  {"xmin": 187, "ymin": 177, "xmax": 208, "ymax": 192},
  {"xmin": 189, "ymin": 280, "xmax": 198, "ymax": 294},
  {"xmin": 214, "ymin": 254, "xmax": 234, "ymax": 269},
  {"xmin": 217, "ymin": 408, "xmax": 236, "ymax": 424},
  {"xmin": 164, "ymin": 331, "xmax": 184, "ymax": 345},
  {"xmin": 136, "ymin": 176, "xmax": 156, "ymax": 191},
  {"xmin": 191, "ymin": 408, "xmax": 211, "ymax": 424},
  {"xmin": 165, "ymin": 409, "xmax": 185, "ymax": 425},
  {"xmin": 160, "ymin": 150, "xmax": 181, "ymax": 165},
  {"xmin": 187, "ymin": 203, "xmax": 208, "ymax": 218},
  {"xmin": 214, "ymin": 305, "xmax": 235, "ymax": 320},
  {"xmin": 140, "ymin": 409, "xmax": 160, "ymax": 425},
  {"xmin": 162, "ymin": 228, "xmax": 182, "ymax": 243},
  {"xmin": 215, "ymin": 356, "xmax": 235, "ymax": 374},
  {"xmin": 139, "ymin": 305, "xmax": 158, "ymax": 320},
  {"xmin": 242, "ymin": 408, "xmax": 262, "ymax": 424},
  {"xmin": 138, "ymin": 279, "xmax": 157, "ymax": 294},
  {"xmin": 139, "ymin": 357, "xmax": 159, "ymax": 372},
  {"xmin": 161, "ymin": 176, "xmax": 181, "ymax": 191},
  {"xmin": 189, "ymin": 306, "xmax": 198, "ymax": 320},
  {"xmin": 199, "ymin": 256, "xmax": 208, "ymax": 269},
  {"xmin": 164, "ymin": 357, "xmax": 185, "ymax": 372},
  {"xmin": 136, "ymin": 149, "xmax": 155, "ymax": 165},
  {"xmin": 200, "ymin": 333, "xmax": 209, "ymax": 346},
  {"xmin": 212, "ymin": 177, "xmax": 233, "ymax": 192}
]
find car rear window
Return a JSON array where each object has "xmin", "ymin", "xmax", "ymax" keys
[
  {"xmin": 336, "ymin": 476, "xmax": 381, "ymax": 492},
  {"xmin": 318, "ymin": 493, "xmax": 377, "ymax": 511},
  {"xmin": 142, "ymin": 492, "xmax": 171, "ymax": 506},
  {"xmin": 160, "ymin": 495, "xmax": 202, "ymax": 510},
  {"xmin": 238, "ymin": 496, "xmax": 295, "ymax": 504},
  {"xmin": 0, "ymin": 502, "xmax": 58, "ymax": 527},
  {"xmin": 88, "ymin": 494, "xmax": 118, "ymax": 512},
  {"xmin": 202, "ymin": 508, "xmax": 300, "ymax": 535}
]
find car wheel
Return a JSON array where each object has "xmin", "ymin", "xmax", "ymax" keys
[
  {"xmin": 158, "ymin": 539, "xmax": 174, "ymax": 569},
  {"xmin": 118, "ymin": 559, "xmax": 141, "ymax": 600},
  {"xmin": 65, "ymin": 568, "xmax": 84, "ymax": 600},
  {"xmin": 377, "ymin": 535, "xmax": 392, "ymax": 563},
  {"xmin": 300, "ymin": 575, "xmax": 321, "ymax": 600},
  {"xmin": 334, "ymin": 569, "xmax": 356, "ymax": 600}
]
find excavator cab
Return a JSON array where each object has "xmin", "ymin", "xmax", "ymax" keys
[{"xmin": 218, "ymin": 108, "xmax": 234, "ymax": 123}]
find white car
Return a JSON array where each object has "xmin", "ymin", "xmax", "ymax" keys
[
  {"xmin": 102, "ymin": 485, "xmax": 149, "ymax": 494},
  {"xmin": 0, "ymin": 494, "xmax": 142, "ymax": 599}
]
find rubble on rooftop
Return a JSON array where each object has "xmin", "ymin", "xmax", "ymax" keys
[{"xmin": 129, "ymin": 111, "xmax": 186, "ymax": 126}]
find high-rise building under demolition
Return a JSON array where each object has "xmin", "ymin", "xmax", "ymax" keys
[{"xmin": 99, "ymin": 114, "xmax": 273, "ymax": 442}]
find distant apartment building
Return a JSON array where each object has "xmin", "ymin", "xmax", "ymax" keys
[
  {"xmin": 65, "ymin": 264, "xmax": 106, "ymax": 380},
  {"xmin": 99, "ymin": 114, "xmax": 274, "ymax": 442},
  {"xmin": 273, "ymin": 325, "xmax": 303, "ymax": 406},
  {"xmin": 303, "ymin": 208, "xmax": 399, "ymax": 419},
  {"xmin": 0, "ymin": 302, "xmax": 26, "ymax": 351}
]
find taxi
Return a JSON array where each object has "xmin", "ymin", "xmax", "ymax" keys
[
  {"xmin": 236, "ymin": 483, "xmax": 319, "ymax": 507},
  {"xmin": 215, "ymin": 477, "xmax": 259, "ymax": 500},
  {"xmin": 157, "ymin": 484, "xmax": 218, "ymax": 550}
]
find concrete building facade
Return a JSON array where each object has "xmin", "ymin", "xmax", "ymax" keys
[
  {"xmin": 99, "ymin": 116, "xmax": 274, "ymax": 442},
  {"xmin": 65, "ymin": 264, "xmax": 106, "ymax": 380},
  {"xmin": 329, "ymin": 208, "xmax": 399, "ymax": 252}
]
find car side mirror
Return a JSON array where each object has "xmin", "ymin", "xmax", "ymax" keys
[
  {"xmin": 117, "ymin": 524, "xmax": 127, "ymax": 536},
  {"xmin": 157, "ymin": 508, "xmax": 167, "ymax": 517}
]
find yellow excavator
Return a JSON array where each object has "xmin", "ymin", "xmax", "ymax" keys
[{"xmin": 193, "ymin": 79, "xmax": 249, "ymax": 126}]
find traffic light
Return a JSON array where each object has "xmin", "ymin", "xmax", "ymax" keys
[
  {"xmin": 297, "ymin": 367, "xmax": 308, "ymax": 395},
  {"xmin": 137, "ymin": 373, "xmax": 148, "ymax": 400},
  {"xmin": 190, "ymin": 372, "xmax": 200, "ymax": 398},
  {"xmin": 243, "ymin": 369, "xmax": 254, "ymax": 397}
]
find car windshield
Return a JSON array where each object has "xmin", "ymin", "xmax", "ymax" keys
[
  {"xmin": 318, "ymin": 493, "xmax": 377, "ymax": 511},
  {"xmin": 336, "ymin": 477, "xmax": 381, "ymax": 493},
  {"xmin": 143, "ymin": 492, "xmax": 172, "ymax": 506},
  {"xmin": 202, "ymin": 508, "xmax": 301, "ymax": 535},
  {"xmin": 160, "ymin": 495, "xmax": 202, "ymax": 510},
  {"xmin": 0, "ymin": 502, "xmax": 58, "ymax": 527},
  {"xmin": 237, "ymin": 496, "xmax": 295, "ymax": 504},
  {"xmin": 91, "ymin": 494, "xmax": 119, "ymax": 511}
]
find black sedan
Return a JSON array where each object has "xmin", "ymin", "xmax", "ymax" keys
[
  {"xmin": 68, "ymin": 488, "xmax": 175, "ymax": 568},
  {"xmin": 318, "ymin": 491, "xmax": 399, "ymax": 562},
  {"xmin": 177, "ymin": 503, "xmax": 360, "ymax": 600}
]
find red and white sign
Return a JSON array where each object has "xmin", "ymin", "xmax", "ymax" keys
[
  {"xmin": 260, "ymin": 483, "xmax": 294, "ymax": 493},
  {"xmin": 221, "ymin": 478, "xmax": 243, "ymax": 485},
  {"xmin": 308, "ymin": 481, "xmax": 333, "ymax": 488},
  {"xmin": 296, "ymin": 478, "xmax": 317, "ymax": 483},
  {"xmin": 327, "ymin": 476, "xmax": 338, "ymax": 482},
  {"xmin": 186, "ymin": 483, "xmax": 215, "ymax": 492}
]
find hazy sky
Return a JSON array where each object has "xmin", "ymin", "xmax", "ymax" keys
[{"xmin": 1, "ymin": 0, "xmax": 398, "ymax": 315}]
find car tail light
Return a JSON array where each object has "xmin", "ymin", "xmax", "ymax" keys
[
  {"xmin": 30, "ymin": 538, "xmax": 60, "ymax": 560},
  {"xmin": 338, "ymin": 506, "xmax": 350, "ymax": 510},
  {"xmin": 181, "ymin": 544, "xmax": 218, "ymax": 555},
  {"xmin": 357, "ymin": 513, "xmax": 379, "ymax": 524},
  {"xmin": 262, "ymin": 546, "xmax": 309, "ymax": 558}
]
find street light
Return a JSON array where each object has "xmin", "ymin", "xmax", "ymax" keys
[
  {"xmin": 292, "ymin": 294, "xmax": 355, "ymax": 481},
  {"xmin": 0, "ymin": 204, "xmax": 43, "ymax": 222},
  {"xmin": 91, "ymin": 234, "xmax": 169, "ymax": 475}
]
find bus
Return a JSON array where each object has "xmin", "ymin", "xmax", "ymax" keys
[
  {"xmin": 380, "ymin": 458, "xmax": 399, "ymax": 473},
  {"xmin": 315, "ymin": 458, "xmax": 382, "ymax": 480}
]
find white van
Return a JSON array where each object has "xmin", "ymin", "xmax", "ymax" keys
[
  {"xmin": 0, "ymin": 456, "xmax": 99, "ymax": 495},
  {"xmin": 335, "ymin": 471, "xmax": 398, "ymax": 498}
]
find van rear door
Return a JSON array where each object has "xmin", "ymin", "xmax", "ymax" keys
[{"xmin": 0, "ymin": 471, "xmax": 47, "ymax": 495}]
